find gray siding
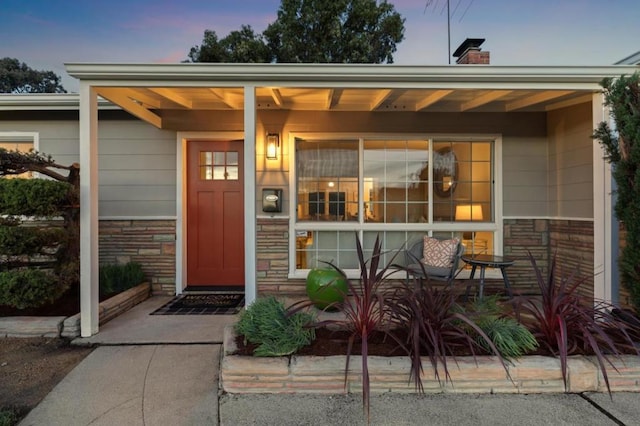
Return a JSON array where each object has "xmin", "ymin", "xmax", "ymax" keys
[
  {"xmin": 502, "ymin": 137, "xmax": 549, "ymax": 217},
  {"xmin": 0, "ymin": 119, "xmax": 177, "ymax": 217},
  {"xmin": 547, "ymin": 103, "xmax": 594, "ymax": 218}
]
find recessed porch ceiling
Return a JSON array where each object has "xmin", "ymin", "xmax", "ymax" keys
[
  {"xmin": 64, "ymin": 63, "xmax": 639, "ymax": 129},
  {"xmin": 95, "ymin": 86, "xmax": 591, "ymax": 129}
]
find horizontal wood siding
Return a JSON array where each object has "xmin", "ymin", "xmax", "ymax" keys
[
  {"xmin": 0, "ymin": 119, "xmax": 177, "ymax": 217},
  {"xmin": 547, "ymin": 103, "xmax": 594, "ymax": 218},
  {"xmin": 502, "ymin": 137, "xmax": 549, "ymax": 217}
]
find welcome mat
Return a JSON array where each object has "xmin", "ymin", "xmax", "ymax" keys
[{"xmin": 150, "ymin": 294, "xmax": 244, "ymax": 315}]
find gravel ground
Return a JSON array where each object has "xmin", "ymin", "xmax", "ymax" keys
[{"xmin": 0, "ymin": 337, "xmax": 93, "ymax": 418}]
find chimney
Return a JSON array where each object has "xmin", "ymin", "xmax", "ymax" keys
[{"xmin": 453, "ymin": 38, "xmax": 490, "ymax": 64}]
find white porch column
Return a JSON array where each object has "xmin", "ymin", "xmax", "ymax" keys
[
  {"xmin": 244, "ymin": 86, "xmax": 257, "ymax": 305},
  {"xmin": 593, "ymin": 92, "xmax": 613, "ymax": 303},
  {"xmin": 79, "ymin": 83, "xmax": 99, "ymax": 336}
]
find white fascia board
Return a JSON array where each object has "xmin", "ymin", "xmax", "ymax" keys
[
  {"xmin": 0, "ymin": 93, "xmax": 116, "ymax": 110},
  {"xmin": 65, "ymin": 63, "xmax": 639, "ymax": 88}
]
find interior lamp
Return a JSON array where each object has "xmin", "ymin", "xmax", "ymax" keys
[
  {"xmin": 455, "ymin": 204, "xmax": 483, "ymax": 240},
  {"xmin": 455, "ymin": 204, "xmax": 484, "ymax": 221},
  {"xmin": 266, "ymin": 133, "xmax": 279, "ymax": 160}
]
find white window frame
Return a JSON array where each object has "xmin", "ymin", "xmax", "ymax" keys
[
  {"xmin": 0, "ymin": 132, "xmax": 39, "ymax": 178},
  {"xmin": 288, "ymin": 132, "xmax": 503, "ymax": 280}
]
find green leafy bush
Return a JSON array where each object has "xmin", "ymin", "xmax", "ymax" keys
[
  {"xmin": 0, "ymin": 269, "xmax": 64, "ymax": 309},
  {"xmin": 463, "ymin": 296, "xmax": 538, "ymax": 359},
  {"xmin": 0, "ymin": 225, "xmax": 64, "ymax": 257},
  {"xmin": 0, "ymin": 407, "xmax": 21, "ymax": 426},
  {"xmin": 235, "ymin": 296, "xmax": 315, "ymax": 356},
  {"xmin": 99, "ymin": 262, "xmax": 145, "ymax": 296},
  {"xmin": 0, "ymin": 178, "xmax": 71, "ymax": 217}
]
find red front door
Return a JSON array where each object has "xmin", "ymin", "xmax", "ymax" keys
[{"xmin": 187, "ymin": 140, "xmax": 244, "ymax": 287}]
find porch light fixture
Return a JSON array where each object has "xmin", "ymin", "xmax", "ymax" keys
[{"xmin": 266, "ymin": 133, "xmax": 279, "ymax": 160}]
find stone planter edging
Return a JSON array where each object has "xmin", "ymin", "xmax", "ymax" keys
[
  {"xmin": 61, "ymin": 282, "xmax": 151, "ymax": 337},
  {"xmin": 221, "ymin": 326, "xmax": 640, "ymax": 395}
]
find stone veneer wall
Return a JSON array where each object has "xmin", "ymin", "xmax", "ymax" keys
[
  {"xmin": 549, "ymin": 220, "xmax": 594, "ymax": 300},
  {"xmin": 503, "ymin": 219, "xmax": 549, "ymax": 295},
  {"xmin": 99, "ymin": 220, "xmax": 176, "ymax": 295},
  {"xmin": 256, "ymin": 218, "xmax": 307, "ymax": 296}
]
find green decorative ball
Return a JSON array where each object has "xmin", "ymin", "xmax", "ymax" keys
[{"xmin": 306, "ymin": 267, "xmax": 348, "ymax": 310}]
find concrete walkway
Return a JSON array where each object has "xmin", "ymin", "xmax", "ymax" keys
[{"xmin": 19, "ymin": 296, "xmax": 640, "ymax": 426}]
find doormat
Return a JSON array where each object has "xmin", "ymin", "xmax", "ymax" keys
[{"xmin": 150, "ymin": 294, "xmax": 244, "ymax": 315}]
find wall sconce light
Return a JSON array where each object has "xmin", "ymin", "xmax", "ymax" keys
[{"xmin": 266, "ymin": 133, "xmax": 279, "ymax": 160}]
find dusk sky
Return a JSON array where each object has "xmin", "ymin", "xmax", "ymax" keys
[{"xmin": 2, "ymin": 0, "xmax": 639, "ymax": 92}]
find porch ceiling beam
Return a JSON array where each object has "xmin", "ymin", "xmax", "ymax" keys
[
  {"xmin": 369, "ymin": 89, "xmax": 393, "ymax": 111},
  {"xmin": 97, "ymin": 88, "xmax": 162, "ymax": 128},
  {"xmin": 209, "ymin": 89, "xmax": 242, "ymax": 109},
  {"xmin": 545, "ymin": 93, "xmax": 593, "ymax": 111},
  {"xmin": 123, "ymin": 89, "xmax": 163, "ymax": 109},
  {"xmin": 415, "ymin": 90, "xmax": 453, "ymax": 111},
  {"xmin": 148, "ymin": 88, "xmax": 193, "ymax": 109},
  {"xmin": 505, "ymin": 90, "xmax": 573, "ymax": 111},
  {"xmin": 460, "ymin": 90, "xmax": 512, "ymax": 111},
  {"xmin": 326, "ymin": 89, "xmax": 341, "ymax": 110},
  {"xmin": 268, "ymin": 88, "xmax": 284, "ymax": 107}
]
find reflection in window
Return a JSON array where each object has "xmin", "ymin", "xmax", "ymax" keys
[
  {"xmin": 296, "ymin": 139, "xmax": 358, "ymax": 221},
  {"xmin": 294, "ymin": 137, "xmax": 496, "ymax": 272}
]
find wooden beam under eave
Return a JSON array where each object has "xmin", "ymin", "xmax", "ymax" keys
[
  {"xmin": 148, "ymin": 88, "xmax": 193, "ymax": 109},
  {"xmin": 325, "ymin": 89, "xmax": 335, "ymax": 110},
  {"xmin": 370, "ymin": 89, "xmax": 393, "ymax": 111},
  {"xmin": 415, "ymin": 90, "xmax": 453, "ymax": 111},
  {"xmin": 209, "ymin": 89, "xmax": 242, "ymax": 109},
  {"xmin": 269, "ymin": 88, "xmax": 284, "ymax": 107},
  {"xmin": 123, "ymin": 89, "xmax": 163, "ymax": 109},
  {"xmin": 545, "ymin": 93, "xmax": 593, "ymax": 111},
  {"xmin": 98, "ymin": 88, "xmax": 162, "ymax": 128},
  {"xmin": 506, "ymin": 90, "xmax": 573, "ymax": 111},
  {"xmin": 460, "ymin": 90, "xmax": 512, "ymax": 111}
]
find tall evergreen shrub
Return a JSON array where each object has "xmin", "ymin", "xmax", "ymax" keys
[
  {"xmin": 0, "ymin": 149, "xmax": 79, "ymax": 308},
  {"xmin": 594, "ymin": 72, "xmax": 640, "ymax": 311}
]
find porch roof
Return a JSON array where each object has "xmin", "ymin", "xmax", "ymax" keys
[{"xmin": 60, "ymin": 63, "xmax": 639, "ymax": 129}]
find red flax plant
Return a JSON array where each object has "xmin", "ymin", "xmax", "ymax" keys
[
  {"xmin": 310, "ymin": 234, "xmax": 401, "ymax": 423},
  {"xmin": 386, "ymin": 266, "xmax": 508, "ymax": 393},
  {"xmin": 515, "ymin": 253, "xmax": 640, "ymax": 394}
]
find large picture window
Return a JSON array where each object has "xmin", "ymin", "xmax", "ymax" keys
[{"xmin": 293, "ymin": 136, "xmax": 497, "ymax": 274}]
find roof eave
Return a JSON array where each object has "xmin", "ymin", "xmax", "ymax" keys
[{"xmin": 64, "ymin": 63, "xmax": 639, "ymax": 88}]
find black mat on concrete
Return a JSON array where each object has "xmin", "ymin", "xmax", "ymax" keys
[{"xmin": 150, "ymin": 294, "xmax": 244, "ymax": 315}]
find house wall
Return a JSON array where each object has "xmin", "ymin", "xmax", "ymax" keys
[
  {"xmin": 0, "ymin": 112, "xmax": 178, "ymax": 293},
  {"xmin": 547, "ymin": 102, "xmax": 594, "ymax": 218}
]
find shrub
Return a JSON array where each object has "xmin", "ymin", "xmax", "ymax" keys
[
  {"xmin": 0, "ymin": 269, "xmax": 64, "ymax": 309},
  {"xmin": 0, "ymin": 225, "xmax": 64, "ymax": 257},
  {"xmin": 516, "ymin": 253, "xmax": 640, "ymax": 393},
  {"xmin": 99, "ymin": 262, "xmax": 145, "ymax": 296},
  {"xmin": 387, "ymin": 279, "xmax": 508, "ymax": 391},
  {"xmin": 0, "ymin": 178, "xmax": 72, "ymax": 217},
  {"xmin": 235, "ymin": 296, "xmax": 315, "ymax": 356},
  {"xmin": 0, "ymin": 407, "xmax": 21, "ymax": 426},
  {"xmin": 462, "ymin": 295, "xmax": 538, "ymax": 359}
]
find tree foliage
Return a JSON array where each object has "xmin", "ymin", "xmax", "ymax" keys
[
  {"xmin": 0, "ymin": 149, "xmax": 79, "ymax": 308},
  {"xmin": 187, "ymin": 26, "xmax": 271, "ymax": 63},
  {"xmin": 594, "ymin": 72, "xmax": 640, "ymax": 311},
  {"xmin": 0, "ymin": 57, "xmax": 66, "ymax": 94},
  {"xmin": 187, "ymin": 0, "xmax": 405, "ymax": 64}
]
